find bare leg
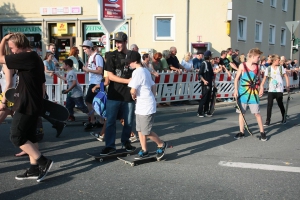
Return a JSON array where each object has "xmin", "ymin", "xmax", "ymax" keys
[
  {"xmin": 255, "ymin": 113, "xmax": 264, "ymax": 132},
  {"xmin": 100, "ymin": 121, "xmax": 106, "ymax": 136},
  {"xmin": 86, "ymin": 102, "xmax": 95, "ymax": 123},
  {"xmin": 239, "ymin": 113, "xmax": 244, "ymax": 133},
  {"xmin": 147, "ymin": 131, "xmax": 164, "ymax": 147},
  {"xmin": 138, "ymin": 132, "xmax": 147, "ymax": 151},
  {"xmin": 19, "ymin": 141, "xmax": 41, "ymax": 165}
]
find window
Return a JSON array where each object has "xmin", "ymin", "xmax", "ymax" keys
[
  {"xmin": 282, "ymin": 0, "xmax": 288, "ymax": 11},
  {"xmin": 255, "ymin": 21, "xmax": 263, "ymax": 42},
  {"xmin": 269, "ymin": 24, "xmax": 276, "ymax": 44},
  {"xmin": 281, "ymin": 28, "xmax": 286, "ymax": 45},
  {"xmin": 270, "ymin": 0, "xmax": 277, "ymax": 8},
  {"xmin": 154, "ymin": 15, "xmax": 175, "ymax": 41},
  {"xmin": 257, "ymin": 0, "xmax": 264, "ymax": 3},
  {"xmin": 237, "ymin": 16, "xmax": 247, "ymax": 41}
]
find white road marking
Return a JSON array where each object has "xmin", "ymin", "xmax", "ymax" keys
[{"xmin": 219, "ymin": 161, "xmax": 300, "ymax": 173}]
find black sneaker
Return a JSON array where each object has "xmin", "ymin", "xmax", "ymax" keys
[
  {"xmin": 15, "ymin": 169, "xmax": 39, "ymax": 180},
  {"xmin": 55, "ymin": 122, "xmax": 66, "ymax": 138},
  {"xmin": 206, "ymin": 112, "xmax": 212, "ymax": 117},
  {"xmin": 156, "ymin": 141, "xmax": 167, "ymax": 160},
  {"xmin": 281, "ymin": 118, "xmax": 287, "ymax": 124},
  {"xmin": 135, "ymin": 150, "xmax": 149, "ymax": 159},
  {"xmin": 84, "ymin": 122, "xmax": 96, "ymax": 130},
  {"xmin": 263, "ymin": 120, "xmax": 270, "ymax": 127},
  {"xmin": 234, "ymin": 132, "xmax": 245, "ymax": 140},
  {"xmin": 260, "ymin": 132, "xmax": 267, "ymax": 141},
  {"xmin": 100, "ymin": 147, "xmax": 116, "ymax": 155},
  {"xmin": 124, "ymin": 141, "xmax": 136, "ymax": 152},
  {"xmin": 37, "ymin": 159, "xmax": 54, "ymax": 182},
  {"xmin": 197, "ymin": 113, "xmax": 205, "ymax": 117}
]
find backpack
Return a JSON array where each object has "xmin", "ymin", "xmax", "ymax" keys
[
  {"xmin": 92, "ymin": 81, "xmax": 107, "ymax": 119},
  {"xmin": 267, "ymin": 66, "xmax": 283, "ymax": 83},
  {"xmin": 92, "ymin": 53, "xmax": 105, "ymax": 70}
]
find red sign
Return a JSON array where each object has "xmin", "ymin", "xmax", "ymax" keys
[
  {"xmin": 102, "ymin": 0, "xmax": 124, "ymax": 20},
  {"xmin": 101, "ymin": 35, "xmax": 107, "ymax": 45}
]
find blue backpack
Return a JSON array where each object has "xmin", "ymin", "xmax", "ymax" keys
[{"xmin": 92, "ymin": 81, "xmax": 107, "ymax": 118}]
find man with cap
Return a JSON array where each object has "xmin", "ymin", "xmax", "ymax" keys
[
  {"xmin": 197, "ymin": 50, "xmax": 215, "ymax": 117},
  {"xmin": 100, "ymin": 32, "xmax": 136, "ymax": 155},
  {"xmin": 81, "ymin": 40, "xmax": 104, "ymax": 130},
  {"xmin": 193, "ymin": 51, "xmax": 204, "ymax": 71}
]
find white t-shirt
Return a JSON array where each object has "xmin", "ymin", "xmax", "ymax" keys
[
  {"xmin": 66, "ymin": 70, "xmax": 83, "ymax": 98},
  {"xmin": 128, "ymin": 67, "xmax": 156, "ymax": 115},
  {"xmin": 181, "ymin": 59, "xmax": 193, "ymax": 71},
  {"xmin": 88, "ymin": 53, "xmax": 103, "ymax": 85},
  {"xmin": 265, "ymin": 66, "xmax": 286, "ymax": 93},
  {"xmin": 0, "ymin": 67, "xmax": 17, "ymax": 92}
]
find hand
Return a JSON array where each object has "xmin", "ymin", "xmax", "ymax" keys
[
  {"xmin": 0, "ymin": 103, "xmax": 6, "ymax": 111},
  {"xmin": 92, "ymin": 87, "xmax": 97, "ymax": 93},
  {"xmin": 62, "ymin": 90, "xmax": 68, "ymax": 94},
  {"xmin": 49, "ymin": 72, "xmax": 54, "ymax": 77},
  {"xmin": 233, "ymin": 90, "xmax": 238, "ymax": 99},
  {"xmin": 259, "ymin": 87, "xmax": 264, "ymax": 97},
  {"xmin": 153, "ymin": 71, "xmax": 159, "ymax": 77},
  {"xmin": 286, "ymin": 86, "xmax": 290, "ymax": 92},
  {"xmin": 82, "ymin": 66, "xmax": 88, "ymax": 72},
  {"xmin": 203, "ymin": 80, "xmax": 208, "ymax": 85},
  {"xmin": 131, "ymin": 93, "xmax": 136, "ymax": 100},
  {"xmin": 4, "ymin": 33, "xmax": 12, "ymax": 40}
]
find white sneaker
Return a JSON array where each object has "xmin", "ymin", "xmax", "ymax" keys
[
  {"xmin": 129, "ymin": 134, "xmax": 138, "ymax": 143},
  {"xmin": 90, "ymin": 132, "xmax": 104, "ymax": 141}
]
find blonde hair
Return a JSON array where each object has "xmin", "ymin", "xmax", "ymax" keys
[
  {"xmin": 183, "ymin": 52, "xmax": 191, "ymax": 62},
  {"xmin": 270, "ymin": 54, "xmax": 280, "ymax": 63},
  {"xmin": 7, "ymin": 32, "xmax": 31, "ymax": 49},
  {"xmin": 247, "ymin": 48, "xmax": 263, "ymax": 59}
]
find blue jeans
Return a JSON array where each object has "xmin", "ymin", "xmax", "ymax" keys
[
  {"xmin": 105, "ymin": 99, "xmax": 135, "ymax": 149},
  {"xmin": 66, "ymin": 96, "xmax": 89, "ymax": 116}
]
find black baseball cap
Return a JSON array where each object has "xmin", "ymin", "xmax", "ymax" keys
[
  {"xmin": 111, "ymin": 32, "xmax": 127, "ymax": 42},
  {"xmin": 124, "ymin": 50, "xmax": 141, "ymax": 63}
]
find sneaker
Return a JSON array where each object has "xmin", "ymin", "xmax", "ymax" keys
[
  {"xmin": 281, "ymin": 118, "xmax": 287, "ymax": 124},
  {"xmin": 156, "ymin": 142, "xmax": 167, "ymax": 160},
  {"xmin": 97, "ymin": 134, "xmax": 105, "ymax": 142},
  {"xmin": 67, "ymin": 116, "xmax": 75, "ymax": 122},
  {"xmin": 84, "ymin": 122, "xmax": 96, "ymax": 130},
  {"xmin": 37, "ymin": 159, "xmax": 53, "ymax": 182},
  {"xmin": 263, "ymin": 120, "xmax": 270, "ymax": 127},
  {"xmin": 206, "ymin": 112, "xmax": 212, "ymax": 117},
  {"xmin": 129, "ymin": 133, "xmax": 138, "ymax": 143},
  {"xmin": 260, "ymin": 132, "xmax": 267, "ymax": 141},
  {"xmin": 55, "ymin": 122, "xmax": 65, "ymax": 138},
  {"xmin": 197, "ymin": 113, "xmax": 205, "ymax": 117},
  {"xmin": 135, "ymin": 150, "xmax": 149, "ymax": 159},
  {"xmin": 124, "ymin": 141, "xmax": 136, "ymax": 152},
  {"xmin": 234, "ymin": 132, "xmax": 245, "ymax": 140},
  {"xmin": 90, "ymin": 132, "xmax": 105, "ymax": 141},
  {"xmin": 15, "ymin": 169, "xmax": 39, "ymax": 180},
  {"xmin": 100, "ymin": 147, "xmax": 116, "ymax": 155}
]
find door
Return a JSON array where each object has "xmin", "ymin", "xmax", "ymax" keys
[{"xmin": 56, "ymin": 37, "xmax": 74, "ymax": 63}]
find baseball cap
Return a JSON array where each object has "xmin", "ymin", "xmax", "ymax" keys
[
  {"xmin": 111, "ymin": 32, "xmax": 127, "ymax": 42},
  {"xmin": 80, "ymin": 40, "xmax": 93, "ymax": 48},
  {"xmin": 204, "ymin": 50, "xmax": 212, "ymax": 57},
  {"xmin": 124, "ymin": 50, "xmax": 141, "ymax": 63}
]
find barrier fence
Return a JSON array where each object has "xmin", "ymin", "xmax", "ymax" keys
[{"xmin": 46, "ymin": 71, "xmax": 299, "ymax": 105}]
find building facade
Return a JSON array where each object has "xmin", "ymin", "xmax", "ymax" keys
[{"xmin": 0, "ymin": 0, "xmax": 298, "ymax": 62}]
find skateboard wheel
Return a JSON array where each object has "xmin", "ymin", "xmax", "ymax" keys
[
  {"xmin": 99, "ymin": 158, "xmax": 103, "ymax": 162},
  {"xmin": 130, "ymin": 163, "xmax": 134, "ymax": 167},
  {"xmin": 126, "ymin": 154, "xmax": 130, "ymax": 157}
]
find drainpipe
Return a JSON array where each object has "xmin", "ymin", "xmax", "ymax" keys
[{"xmin": 186, "ymin": 0, "xmax": 190, "ymax": 52}]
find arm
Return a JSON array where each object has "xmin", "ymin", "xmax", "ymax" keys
[
  {"xmin": 55, "ymin": 72, "xmax": 67, "ymax": 81},
  {"xmin": 92, "ymin": 84, "xmax": 100, "ymax": 93},
  {"xmin": 259, "ymin": 75, "xmax": 267, "ymax": 97},
  {"xmin": 130, "ymin": 88, "xmax": 137, "ymax": 100},
  {"xmin": 0, "ymin": 64, "xmax": 13, "ymax": 108},
  {"xmin": 107, "ymin": 71, "xmax": 130, "ymax": 84},
  {"xmin": 234, "ymin": 64, "xmax": 243, "ymax": 99},
  {"xmin": 284, "ymin": 73, "xmax": 290, "ymax": 92},
  {"xmin": 229, "ymin": 62, "xmax": 238, "ymax": 71},
  {"xmin": 198, "ymin": 64, "xmax": 208, "ymax": 85},
  {"xmin": 63, "ymin": 80, "xmax": 77, "ymax": 93},
  {"xmin": 84, "ymin": 66, "xmax": 103, "ymax": 75},
  {"xmin": 0, "ymin": 34, "xmax": 12, "ymax": 64}
]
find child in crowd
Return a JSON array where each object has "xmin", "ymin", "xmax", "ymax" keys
[{"xmin": 127, "ymin": 50, "xmax": 167, "ymax": 159}]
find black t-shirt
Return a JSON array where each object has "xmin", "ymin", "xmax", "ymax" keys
[
  {"xmin": 5, "ymin": 51, "xmax": 45, "ymax": 115},
  {"xmin": 219, "ymin": 57, "xmax": 231, "ymax": 71},
  {"xmin": 198, "ymin": 61, "xmax": 214, "ymax": 86},
  {"xmin": 167, "ymin": 55, "xmax": 180, "ymax": 69},
  {"xmin": 105, "ymin": 50, "xmax": 134, "ymax": 102}
]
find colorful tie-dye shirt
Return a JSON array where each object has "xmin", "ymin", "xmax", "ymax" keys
[{"xmin": 238, "ymin": 64, "xmax": 260, "ymax": 104}]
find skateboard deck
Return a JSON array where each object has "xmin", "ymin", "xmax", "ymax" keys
[
  {"xmin": 235, "ymin": 98, "xmax": 253, "ymax": 136},
  {"xmin": 283, "ymin": 92, "xmax": 291, "ymax": 123},
  {"xmin": 0, "ymin": 92, "xmax": 14, "ymax": 107},
  {"xmin": 5, "ymin": 88, "xmax": 69, "ymax": 121},
  {"xmin": 209, "ymin": 87, "xmax": 218, "ymax": 114},
  {"xmin": 87, "ymin": 148, "xmax": 137, "ymax": 162},
  {"xmin": 118, "ymin": 152, "xmax": 159, "ymax": 167}
]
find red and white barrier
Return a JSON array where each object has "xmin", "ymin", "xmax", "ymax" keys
[{"xmin": 45, "ymin": 71, "xmax": 299, "ymax": 105}]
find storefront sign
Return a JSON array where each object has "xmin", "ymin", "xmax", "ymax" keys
[
  {"xmin": 40, "ymin": 6, "xmax": 82, "ymax": 15},
  {"xmin": 57, "ymin": 23, "xmax": 68, "ymax": 34},
  {"xmin": 84, "ymin": 24, "xmax": 128, "ymax": 35},
  {"xmin": 2, "ymin": 25, "xmax": 42, "ymax": 35}
]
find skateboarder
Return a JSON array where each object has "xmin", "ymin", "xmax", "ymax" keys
[
  {"xmin": 0, "ymin": 33, "xmax": 53, "ymax": 181},
  {"xmin": 197, "ymin": 50, "xmax": 215, "ymax": 117},
  {"xmin": 127, "ymin": 50, "xmax": 167, "ymax": 159},
  {"xmin": 233, "ymin": 48, "xmax": 266, "ymax": 141},
  {"xmin": 259, "ymin": 54, "xmax": 290, "ymax": 125},
  {"xmin": 55, "ymin": 59, "xmax": 89, "ymax": 121}
]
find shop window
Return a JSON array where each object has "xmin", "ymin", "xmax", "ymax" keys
[{"xmin": 154, "ymin": 15, "xmax": 175, "ymax": 41}]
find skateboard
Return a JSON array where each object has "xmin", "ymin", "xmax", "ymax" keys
[
  {"xmin": 0, "ymin": 92, "xmax": 14, "ymax": 107},
  {"xmin": 118, "ymin": 152, "xmax": 160, "ymax": 167},
  {"xmin": 5, "ymin": 88, "xmax": 69, "ymax": 122},
  {"xmin": 235, "ymin": 98, "xmax": 253, "ymax": 136},
  {"xmin": 209, "ymin": 87, "xmax": 218, "ymax": 114},
  {"xmin": 86, "ymin": 148, "xmax": 137, "ymax": 162},
  {"xmin": 283, "ymin": 92, "xmax": 291, "ymax": 123}
]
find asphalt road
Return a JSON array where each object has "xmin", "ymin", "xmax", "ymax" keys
[{"xmin": 0, "ymin": 91, "xmax": 300, "ymax": 200}]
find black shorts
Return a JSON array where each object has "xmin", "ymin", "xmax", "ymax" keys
[
  {"xmin": 10, "ymin": 112, "xmax": 38, "ymax": 147},
  {"xmin": 85, "ymin": 84, "xmax": 97, "ymax": 104}
]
